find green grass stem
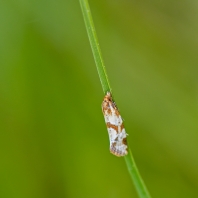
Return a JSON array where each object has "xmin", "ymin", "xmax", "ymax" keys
[
  {"xmin": 79, "ymin": 1, "xmax": 152, "ymax": 198},
  {"xmin": 79, "ymin": 0, "xmax": 111, "ymax": 94}
]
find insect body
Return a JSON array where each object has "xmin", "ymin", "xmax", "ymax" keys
[{"xmin": 102, "ymin": 92, "xmax": 128, "ymax": 157}]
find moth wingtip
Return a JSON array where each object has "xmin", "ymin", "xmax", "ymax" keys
[{"xmin": 110, "ymin": 148, "xmax": 128, "ymax": 157}]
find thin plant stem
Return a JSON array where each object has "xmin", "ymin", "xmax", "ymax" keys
[
  {"xmin": 124, "ymin": 149, "xmax": 151, "ymax": 198},
  {"xmin": 79, "ymin": 0, "xmax": 111, "ymax": 94},
  {"xmin": 79, "ymin": 1, "xmax": 152, "ymax": 198}
]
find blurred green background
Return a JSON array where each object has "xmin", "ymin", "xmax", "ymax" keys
[{"xmin": 1, "ymin": 0, "xmax": 198, "ymax": 198}]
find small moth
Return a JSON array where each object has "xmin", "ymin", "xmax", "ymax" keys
[{"xmin": 102, "ymin": 92, "xmax": 128, "ymax": 157}]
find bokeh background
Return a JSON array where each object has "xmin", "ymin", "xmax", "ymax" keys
[{"xmin": 1, "ymin": 0, "xmax": 198, "ymax": 198}]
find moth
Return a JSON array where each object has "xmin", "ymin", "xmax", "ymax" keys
[{"xmin": 102, "ymin": 92, "xmax": 128, "ymax": 157}]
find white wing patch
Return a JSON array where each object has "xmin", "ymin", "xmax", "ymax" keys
[{"xmin": 102, "ymin": 92, "xmax": 128, "ymax": 157}]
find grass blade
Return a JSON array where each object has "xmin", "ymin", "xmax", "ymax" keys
[{"xmin": 79, "ymin": 1, "xmax": 152, "ymax": 197}]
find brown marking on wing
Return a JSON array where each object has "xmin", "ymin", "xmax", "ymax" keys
[
  {"xmin": 122, "ymin": 138, "xmax": 127, "ymax": 145},
  {"xmin": 107, "ymin": 108, "xmax": 112, "ymax": 115},
  {"xmin": 120, "ymin": 123, "xmax": 125, "ymax": 131},
  {"xmin": 102, "ymin": 101, "xmax": 109, "ymax": 113},
  {"xmin": 102, "ymin": 93, "xmax": 113, "ymax": 113},
  {"xmin": 106, "ymin": 122, "xmax": 118, "ymax": 133},
  {"xmin": 103, "ymin": 92, "xmax": 112, "ymax": 103},
  {"xmin": 114, "ymin": 108, "xmax": 120, "ymax": 117},
  {"xmin": 102, "ymin": 92, "xmax": 121, "ymax": 117}
]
